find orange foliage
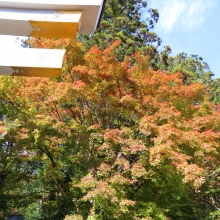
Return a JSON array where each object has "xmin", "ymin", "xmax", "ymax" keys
[
  {"xmin": 9, "ymin": 39, "xmax": 219, "ymax": 190},
  {"xmin": 1, "ymin": 39, "xmax": 219, "ymax": 218}
]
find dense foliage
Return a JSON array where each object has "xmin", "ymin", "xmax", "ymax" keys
[
  {"xmin": 0, "ymin": 39, "xmax": 219, "ymax": 219},
  {"xmin": 1, "ymin": 0, "xmax": 220, "ymax": 219},
  {"xmin": 78, "ymin": 0, "xmax": 220, "ymax": 104},
  {"xmin": 158, "ymin": 53, "xmax": 220, "ymax": 104},
  {"xmin": 159, "ymin": 53, "xmax": 213, "ymax": 84},
  {"xmin": 78, "ymin": 0, "xmax": 162, "ymax": 62}
]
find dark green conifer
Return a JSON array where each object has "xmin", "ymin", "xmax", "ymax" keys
[{"xmin": 79, "ymin": 0, "xmax": 161, "ymax": 61}]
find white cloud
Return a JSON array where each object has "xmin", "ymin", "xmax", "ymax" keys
[
  {"xmin": 159, "ymin": 0, "xmax": 186, "ymax": 31},
  {"xmin": 149, "ymin": 0, "xmax": 217, "ymax": 33}
]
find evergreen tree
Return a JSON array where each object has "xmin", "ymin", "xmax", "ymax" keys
[
  {"xmin": 159, "ymin": 53, "xmax": 213, "ymax": 84},
  {"xmin": 157, "ymin": 52, "xmax": 220, "ymax": 103},
  {"xmin": 209, "ymin": 78, "xmax": 220, "ymax": 104},
  {"xmin": 78, "ymin": 0, "xmax": 162, "ymax": 61}
]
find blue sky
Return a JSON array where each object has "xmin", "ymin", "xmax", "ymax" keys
[
  {"xmin": 0, "ymin": 0, "xmax": 220, "ymax": 78},
  {"xmin": 148, "ymin": 0, "xmax": 220, "ymax": 78}
]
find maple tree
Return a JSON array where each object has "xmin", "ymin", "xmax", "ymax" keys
[
  {"xmin": 0, "ymin": 39, "xmax": 219, "ymax": 219},
  {"xmin": 79, "ymin": 0, "xmax": 217, "ymax": 98}
]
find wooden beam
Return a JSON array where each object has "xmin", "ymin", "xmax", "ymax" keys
[
  {"xmin": 0, "ymin": 0, "xmax": 106, "ymax": 77},
  {"xmin": 0, "ymin": 9, "xmax": 82, "ymax": 38},
  {"xmin": 0, "ymin": 0, "xmax": 104, "ymax": 34},
  {"xmin": 0, "ymin": 48, "xmax": 65, "ymax": 77}
]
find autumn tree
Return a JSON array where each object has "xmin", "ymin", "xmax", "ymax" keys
[
  {"xmin": 80, "ymin": 0, "xmax": 216, "ymax": 90},
  {"xmin": 0, "ymin": 39, "xmax": 219, "ymax": 219}
]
